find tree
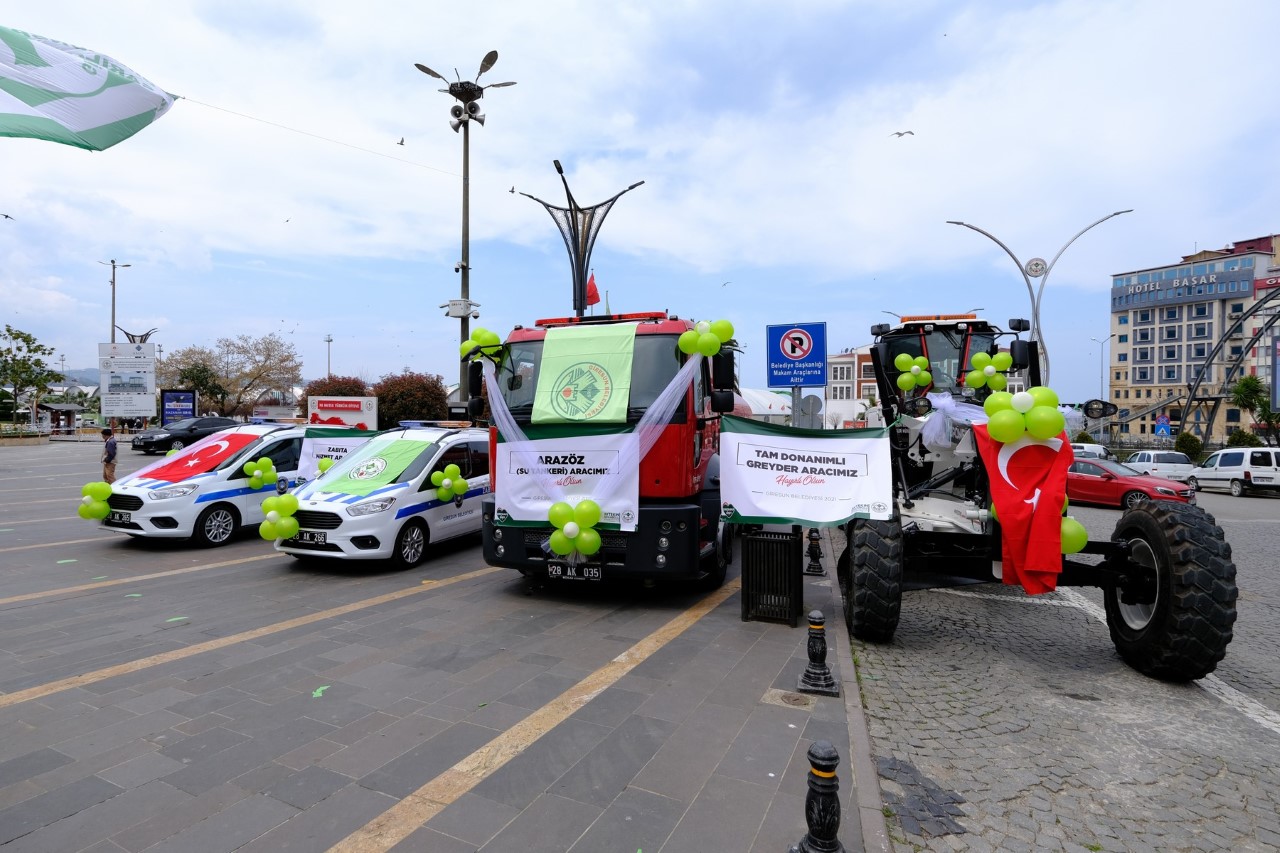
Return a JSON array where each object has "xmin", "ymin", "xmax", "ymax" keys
[
  {"xmin": 1174, "ymin": 430, "xmax": 1202, "ymax": 461},
  {"xmin": 1254, "ymin": 399, "xmax": 1280, "ymax": 446},
  {"xmin": 157, "ymin": 334, "xmax": 302, "ymax": 417},
  {"xmin": 298, "ymin": 375, "xmax": 369, "ymax": 423},
  {"xmin": 1229, "ymin": 375, "xmax": 1267, "ymax": 433},
  {"xmin": 0, "ymin": 325, "xmax": 63, "ymax": 424},
  {"xmin": 370, "ymin": 370, "xmax": 448, "ymax": 429},
  {"xmin": 1226, "ymin": 428, "xmax": 1264, "ymax": 448}
]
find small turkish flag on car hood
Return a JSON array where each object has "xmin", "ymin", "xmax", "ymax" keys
[{"xmin": 972, "ymin": 425, "xmax": 1074, "ymax": 594}]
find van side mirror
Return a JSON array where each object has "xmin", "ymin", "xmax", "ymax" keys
[
  {"xmin": 711, "ymin": 390, "xmax": 734, "ymax": 413},
  {"xmin": 712, "ymin": 350, "xmax": 735, "ymax": 391},
  {"xmin": 1009, "ymin": 339, "xmax": 1030, "ymax": 369},
  {"xmin": 468, "ymin": 397, "xmax": 485, "ymax": 418}
]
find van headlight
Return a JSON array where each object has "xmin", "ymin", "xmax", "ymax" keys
[
  {"xmin": 347, "ymin": 498, "xmax": 396, "ymax": 517},
  {"xmin": 149, "ymin": 484, "xmax": 200, "ymax": 500}
]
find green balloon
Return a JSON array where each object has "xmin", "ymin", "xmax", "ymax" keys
[
  {"xmin": 249, "ymin": 476, "xmax": 263, "ymax": 491},
  {"xmin": 259, "ymin": 520, "xmax": 279, "ymax": 540},
  {"xmin": 678, "ymin": 330, "xmax": 700, "ymax": 354},
  {"xmin": 89, "ymin": 482, "xmax": 112, "ymax": 501},
  {"xmin": 575, "ymin": 527, "xmax": 602, "ymax": 555},
  {"xmin": 257, "ymin": 457, "xmax": 272, "ymax": 471},
  {"xmin": 987, "ymin": 409, "xmax": 1027, "ymax": 444},
  {"xmin": 444, "ymin": 463, "xmax": 462, "ymax": 480},
  {"xmin": 709, "ymin": 319, "xmax": 734, "ymax": 342},
  {"xmin": 893, "ymin": 352, "xmax": 914, "ymax": 372},
  {"xmin": 90, "ymin": 500, "xmax": 110, "ymax": 519},
  {"xmin": 167, "ymin": 449, "xmax": 177, "ymax": 456},
  {"xmin": 988, "ymin": 502, "xmax": 998, "ymax": 522},
  {"xmin": 696, "ymin": 332, "xmax": 721, "ymax": 357},
  {"xmin": 476, "ymin": 329, "xmax": 502, "ymax": 350},
  {"xmin": 460, "ymin": 339, "xmax": 479, "ymax": 357},
  {"xmin": 430, "ymin": 470, "xmax": 445, "ymax": 487},
  {"xmin": 78, "ymin": 503, "xmax": 95, "ymax": 520},
  {"xmin": 1028, "ymin": 386, "xmax": 1060, "ymax": 408},
  {"xmin": 965, "ymin": 370, "xmax": 986, "ymax": 388},
  {"xmin": 262, "ymin": 496, "xmax": 279, "ymax": 514},
  {"xmin": 1061, "ymin": 517, "xmax": 1088, "ymax": 554},
  {"xmin": 987, "ymin": 374, "xmax": 1008, "ymax": 392},
  {"xmin": 81, "ymin": 483, "xmax": 95, "ymax": 497},
  {"xmin": 915, "ymin": 370, "xmax": 933, "ymax": 387},
  {"xmin": 971, "ymin": 351, "xmax": 992, "ymax": 370},
  {"xmin": 436, "ymin": 486, "xmax": 452, "ymax": 502},
  {"xmin": 276, "ymin": 517, "xmax": 300, "ymax": 539},
  {"xmin": 896, "ymin": 372, "xmax": 915, "ymax": 391},
  {"xmin": 574, "ymin": 499, "xmax": 601, "ymax": 528},
  {"xmin": 451, "ymin": 477, "xmax": 469, "ymax": 495},
  {"xmin": 912, "ymin": 355, "xmax": 929, "ymax": 371},
  {"xmin": 277, "ymin": 494, "xmax": 299, "ymax": 515},
  {"xmin": 548, "ymin": 501, "xmax": 574, "ymax": 529},
  {"xmin": 983, "ymin": 391, "xmax": 1014, "ymax": 415},
  {"xmin": 549, "ymin": 530, "xmax": 575, "ymax": 556},
  {"xmin": 243, "ymin": 461, "xmax": 257, "ymax": 476},
  {"xmin": 1024, "ymin": 405, "xmax": 1066, "ymax": 440},
  {"xmin": 318, "ymin": 457, "xmax": 334, "ymax": 472},
  {"xmin": 992, "ymin": 351, "xmax": 1013, "ymax": 371}
]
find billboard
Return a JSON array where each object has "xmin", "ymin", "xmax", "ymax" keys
[
  {"xmin": 99, "ymin": 342, "xmax": 156, "ymax": 418},
  {"xmin": 307, "ymin": 395, "xmax": 377, "ymax": 429},
  {"xmin": 160, "ymin": 389, "xmax": 196, "ymax": 425}
]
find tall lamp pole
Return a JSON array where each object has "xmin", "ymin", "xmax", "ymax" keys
[
  {"xmin": 415, "ymin": 50, "xmax": 515, "ymax": 402},
  {"xmin": 1090, "ymin": 333, "xmax": 1118, "ymax": 440},
  {"xmin": 324, "ymin": 334, "xmax": 333, "ymax": 377},
  {"xmin": 99, "ymin": 259, "xmax": 131, "ymax": 344},
  {"xmin": 946, "ymin": 210, "xmax": 1131, "ymax": 384}
]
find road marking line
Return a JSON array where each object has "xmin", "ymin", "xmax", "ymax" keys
[
  {"xmin": 0, "ymin": 515, "xmax": 76, "ymax": 525},
  {"xmin": 0, "ymin": 566, "xmax": 501, "ymax": 709},
  {"xmin": 0, "ymin": 554, "xmax": 279, "ymax": 606},
  {"xmin": 0, "ymin": 536, "xmax": 109, "ymax": 554},
  {"xmin": 330, "ymin": 577, "xmax": 743, "ymax": 853}
]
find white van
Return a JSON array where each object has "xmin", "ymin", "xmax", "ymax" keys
[
  {"xmin": 276, "ymin": 426, "xmax": 490, "ymax": 568},
  {"xmin": 1123, "ymin": 450, "xmax": 1194, "ymax": 483},
  {"xmin": 102, "ymin": 425, "xmax": 375, "ymax": 545},
  {"xmin": 1188, "ymin": 448, "xmax": 1280, "ymax": 496},
  {"xmin": 1070, "ymin": 443, "xmax": 1115, "ymax": 460}
]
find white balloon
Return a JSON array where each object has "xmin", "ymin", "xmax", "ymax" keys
[
  {"xmin": 695, "ymin": 320, "xmax": 710, "ymax": 334},
  {"xmin": 1011, "ymin": 391, "xmax": 1035, "ymax": 413},
  {"xmin": 441, "ymin": 478, "xmax": 452, "ymax": 490},
  {"xmin": 82, "ymin": 495, "xmax": 94, "ymax": 505},
  {"xmin": 911, "ymin": 365, "xmax": 921, "ymax": 375},
  {"xmin": 563, "ymin": 521, "xmax": 580, "ymax": 539},
  {"xmin": 265, "ymin": 511, "xmax": 281, "ymax": 523},
  {"xmin": 983, "ymin": 365, "xmax": 996, "ymax": 377}
]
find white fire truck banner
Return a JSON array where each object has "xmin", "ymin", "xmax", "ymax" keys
[
  {"xmin": 719, "ymin": 415, "xmax": 894, "ymax": 527},
  {"xmin": 297, "ymin": 427, "xmax": 378, "ymax": 482},
  {"xmin": 494, "ymin": 432, "xmax": 640, "ymax": 531}
]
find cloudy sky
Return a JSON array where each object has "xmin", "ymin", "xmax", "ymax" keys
[{"xmin": 4, "ymin": 0, "xmax": 1280, "ymax": 403}]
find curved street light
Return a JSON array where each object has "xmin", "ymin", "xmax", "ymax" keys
[{"xmin": 946, "ymin": 210, "xmax": 1132, "ymax": 383}]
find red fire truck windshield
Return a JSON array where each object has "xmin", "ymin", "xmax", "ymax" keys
[{"xmin": 495, "ymin": 335, "xmax": 685, "ymax": 424}]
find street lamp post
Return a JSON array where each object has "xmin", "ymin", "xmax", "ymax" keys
[
  {"xmin": 99, "ymin": 259, "xmax": 131, "ymax": 344},
  {"xmin": 1090, "ymin": 333, "xmax": 1118, "ymax": 440},
  {"xmin": 946, "ymin": 210, "xmax": 1132, "ymax": 384},
  {"xmin": 324, "ymin": 334, "xmax": 333, "ymax": 378},
  {"xmin": 415, "ymin": 50, "xmax": 515, "ymax": 403}
]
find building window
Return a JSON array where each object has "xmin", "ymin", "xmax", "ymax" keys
[
  {"xmin": 1117, "ymin": 334, "xmax": 1128, "ymax": 343},
  {"xmin": 1226, "ymin": 409, "xmax": 1241, "ymax": 423},
  {"xmin": 1163, "ymin": 346, "xmax": 1177, "ymax": 360},
  {"xmin": 1136, "ymin": 329, "xmax": 1152, "ymax": 343},
  {"xmin": 1192, "ymin": 343, "xmax": 1207, "ymax": 359},
  {"xmin": 1162, "ymin": 327, "xmax": 1178, "ymax": 340},
  {"xmin": 1138, "ymin": 310, "xmax": 1152, "ymax": 323},
  {"xmin": 1119, "ymin": 315, "xmax": 1129, "ymax": 325},
  {"xmin": 1231, "ymin": 302, "xmax": 1245, "ymax": 313},
  {"xmin": 1163, "ymin": 366, "xmax": 1179, "ymax": 381},
  {"xmin": 1117, "ymin": 353, "xmax": 1128, "ymax": 362},
  {"xmin": 1135, "ymin": 347, "xmax": 1151, "ymax": 362},
  {"xmin": 860, "ymin": 364, "xmax": 875, "ymax": 378},
  {"xmin": 1163, "ymin": 307, "xmax": 1178, "ymax": 321},
  {"xmin": 1193, "ymin": 304, "xmax": 1208, "ymax": 317}
]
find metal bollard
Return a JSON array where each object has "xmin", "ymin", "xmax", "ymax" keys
[
  {"xmin": 797, "ymin": 610, "xmax": 839, "ymax": 696},
  {"xmin": 788, "ymin": 740, "xmax": 845, "ymax": 853},
  {"xmin": 804, "ymin": 527, "xmax": 825, "ymax": 576}
]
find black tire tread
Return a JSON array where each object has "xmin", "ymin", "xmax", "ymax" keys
[{"xmin": 847, "ymin": 518, "xmax": 903, "ymax": 642}]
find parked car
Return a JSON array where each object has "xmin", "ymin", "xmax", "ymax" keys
[
  {"xmin": 1066, "ymin": 458, "xmax": 1195, "ymax": 509},
  {"xmin": 131, "ymin": 416, "xmax": 238, "ymax": 454},
  {"xmin": 1070, "ymin": 442, "xmax": 1115, "ymax": 460},
  {"xmin": 277, "ymin": 426, "xmax": 490, "ymax": 568},
  {"xmin": 1187, "ymin": 448, "xmax": 1280, "ymax": 496},
  {"xmin": 1122, "ymin": 450, "xmax": 1195, "ymax": 483}
]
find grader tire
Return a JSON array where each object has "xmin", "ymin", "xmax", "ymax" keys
[{"xmin": 845, "ymin": 518, "xmax": 903, "ymax": 643}]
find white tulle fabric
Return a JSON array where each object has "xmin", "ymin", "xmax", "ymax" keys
[{"xmin": 920, "ymin": 392, "xmax": 989, "ymax": 451}]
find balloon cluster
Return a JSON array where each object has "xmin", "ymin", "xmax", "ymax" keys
[
  {"xmin": 678, "ymin": 319, "xmax": 734, "ymax": 357},
  {"xmin": 460, "ymin": 327, "xmax": 503, "ymax": 361},
  {"xmin": 259, "ymin": 493, "xmax": 300, "ymax": 540},
  {"xmin": 982, "ymin": 387, "xmax": 1065, "ymax": 443},
  {"xmin": 243, "ymin": 457, "xmax": 278, "ymax": 490},
  {"xmin": 431, "ymin": 464, "xmax": 469, "ymax": 502},
  {"xmin": 892, "ymin": 353, "xmax": 932, "ymax": 391},
  {"xmin": 964, "ymin": 351, "xmax": 1013, "ymax": 391},
  {"xmin": 78, "ymin": 482, "xmax": 112, "ymax": 520},
  {"xmin": 547, "ymin": 499, "xmax": 602, "ymax": 557},
  {"xmin": 317, "ymin": 457, "xmax": 335, "ymax": 474},
  {"xmin": 990, "ymin": 495, "xmax": 1087, "ymax": 554}
]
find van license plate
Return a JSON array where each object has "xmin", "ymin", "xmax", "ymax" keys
[
  {"xmin": 295, "ymin": 531, "xmax": 326, "ymax": 545},
  {"xmin": 107, "ymin": 511, "xmax": 130, "ymax": 523},
  {"xmin": 547, "ymin": 563, "xmax": 600, "ymax": 581}
]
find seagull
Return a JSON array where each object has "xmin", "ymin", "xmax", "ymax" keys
[
  {"xmin": 0, "ymin": 213, "xmax": 12, "ymax": 220},
  {"xmin": 397, "ymin": 137, "xmax": 404, "ymax": 145},
  {"xmin": 509, "ymin": 186, "xmax": 515, "ymax": 193},
  {"xmin": 891, "ymin": 131, "xmax": 914, "ymax": 137},
  {"xmin": 722, "ymin": 281, "xmax": 731, "ymax": 287}
]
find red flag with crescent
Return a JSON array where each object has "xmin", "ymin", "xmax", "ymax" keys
[
  {"xmin": 972, "ymin": 425, "xmax": 1074, "ymax": 594},
  {"xmin": 133, "ymin": 432, "xmax": 260, "ymax": 483}
]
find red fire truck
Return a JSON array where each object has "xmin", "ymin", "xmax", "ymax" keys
[{"xmin": 477, "ymin": 311, "xmax": 741, "ymax": 587}]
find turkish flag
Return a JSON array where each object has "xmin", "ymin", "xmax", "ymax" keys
[
  {"xmin": 972, "ymin": 425, "xmax": 1074, "ymax": 594},
  {"xmin": 585, "ymin": 272, "xmax": 600, "ymax": 306},
  {"xmin": 134, "ymin": 432, "xmax": 260, "ymax": 483}
]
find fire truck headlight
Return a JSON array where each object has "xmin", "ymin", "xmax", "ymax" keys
[
  {"xmin": 655, "ymin": 555, "xmax": 667, "ymax": 568},
  {"xmin": 496, "ymin": 545, "xmax": 505, "ymax": 557},
  {"xmin": 677, "ymin": 521, "xmax": 688, "ymax": 532},
  {"xmin": 657, "ymin": 537, "xmax": 669, "ymax": 551},
  {"xmin": 660, "ymin": 520, "xmax": 673, "ymax": 533},
  {"xmin": 492, "ymin": 528, "xmax": 503, "ymax": 542}
]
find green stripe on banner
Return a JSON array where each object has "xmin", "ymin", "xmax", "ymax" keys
[
  {"xmin": 720, "ymin": 414, "xmax": 890, "ymax": 440},
  {"xmin": 532, "ymin": 323, "xmax": 636, "ymax": 424}
]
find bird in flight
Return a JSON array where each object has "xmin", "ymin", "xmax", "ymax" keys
[
  {"xmin": 0, "ymin": 213, "xmax": 12, "ymax": 220},
  {"xmin": 891, "ymin": 130, "xmax": 914, "ymax": 137},
  {"xmin": 722, "ymin": 281, "xmax": 731, "ymax": 287},
  {"xmin": 397, "ymin": 137, "xmax": 404, "ymax": 146},
  {"xmin": 509, "ymin": 186, "xmax": 515, "ymax": 193}
]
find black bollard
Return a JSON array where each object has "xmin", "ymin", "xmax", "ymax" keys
[
  {"xmin": 804, "ymin": 527, "xmax": 825, "ymax": 576},
  {"xmin": 788, "ymin": 740, "xmax": 845, "ymax": 853},
  {"xmin": 798, "ymin": 610, "xmax": 839, "ymax": 697}
]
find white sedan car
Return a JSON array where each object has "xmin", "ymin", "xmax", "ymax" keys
[
  {"xmin": 102, "ymin": 424, "xmax": 308, "ymax": 546},
  {"xmin": 276, "ymin": 426, "xmax": 490, "ymax": 568}
]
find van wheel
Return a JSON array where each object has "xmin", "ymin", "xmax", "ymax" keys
[
  {"xmin": 192, "ymin": 505, "xmax": 238, "ymax": 547},
  {"xmin": 1186, "ymin": 477, "xmax": 1199, "ymax": 491},
  {"xmin": 392, "ymin": 520, "xmax": 428, "ymax": 569},
  {"xmin": 1229, "ymin": 479, "xmax": 1246, "ymax": 497}
]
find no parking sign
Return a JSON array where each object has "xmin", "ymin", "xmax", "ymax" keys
[{"xmin": 767, "ymin": 323, "xmax": 827, "ymax": 388}]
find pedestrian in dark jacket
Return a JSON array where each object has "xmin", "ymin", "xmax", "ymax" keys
[{"xmin": 101, "ymin": 428, "xmax": 118, "ymax": 483}]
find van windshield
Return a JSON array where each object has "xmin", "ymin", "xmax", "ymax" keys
[{"xmin": 495, "ymin": 335, "xmax": 685, "ymax": 425}]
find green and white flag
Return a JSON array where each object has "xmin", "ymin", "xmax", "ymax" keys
[
  {"xmin": 719, "ymin": 415, "xmax": 894, "ymax": 527},
  {"xmin": 532, "ymin": 323, "xmax": 635, "ymax": 424},
  {"xmin": 0, "ymin": 25, "xmax": 174, "ymax": 151}
]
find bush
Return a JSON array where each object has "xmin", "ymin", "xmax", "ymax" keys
[
  {"xmin": 371, "ymin": 371, "xmax": 448, "ymax": 429},
  {"xmin": 1174, "ymin": 431, "xmax": 1203, "ymax": 460},
  {"xmin": 1073, "ymin": 430, "xmax": 1094, "ymax": 444},
  {"xmin": 1226, "ymin": 429, "xmax": 1264, "ymax": 448}
]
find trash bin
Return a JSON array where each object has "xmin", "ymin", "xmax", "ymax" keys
[{"xmin": 740, "ymin": 525, "xmax": 804, "ymax": 627}]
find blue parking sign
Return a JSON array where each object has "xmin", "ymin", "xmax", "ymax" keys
[{"xmin": 767, "ymin": 323, "xmax": 827, "ymax": 388}]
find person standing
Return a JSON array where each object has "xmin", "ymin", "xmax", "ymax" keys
[{"xmin": 101, "ymin": 428, "xmax": 118, "ymax": 483}]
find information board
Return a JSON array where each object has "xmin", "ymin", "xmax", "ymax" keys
[{"xmin": 99, "ymin": 342, "xmax": 156, "ymax": 418}]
